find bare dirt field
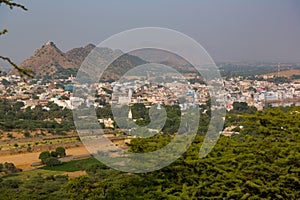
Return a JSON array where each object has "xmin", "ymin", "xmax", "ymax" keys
[
  {"xmin": 0, "ymin": 146, "xmax": 89, "ymax": 170},
  {"xmin": 64, "ymin": 170, "xmax": 87, "ymax": 178}
]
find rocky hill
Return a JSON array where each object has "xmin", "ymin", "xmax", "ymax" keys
[
  {"xmin": 65, "ymin": 43, "xmax": 96, "ymax": 67},
  {"xmin": 9, "ymin": 42, "xmax": 146, "ymax": 80},
  {"xmin": 9, "ymin": 42, "xmax": 198, "ymax": 81}
]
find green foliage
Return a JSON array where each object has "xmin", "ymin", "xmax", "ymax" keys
[
  {"xmin": 50, "ymin": 67, "xmax": 78, "ymax": 80},
  {"xmin": 0, "ymin": 162, "xmax": 19, "ymax": 174},
  {"xmin": 131, "ymin": 103, "xmax": 148, "ymax": 119},
  {"xmin": 23, "ymin": 131, "xmax": 31, "ymax": 138},
  {"xmin": 96, "ymin": 105, "xmax": 113, "ymax": 119},
  {"xmin": 62, "ymin": 106, "xmax": 300, "ymax": 199},
  {"xmin": 231, "ymin": 102, "xmax": 257, "ymax": 114},
  {"xmin": 0, "ymin": 174, "xmax": 69, "ymax": 199},
  {"xmin": 26, "ymin": 146, "xmax": 32, "ymax": 152},
  {"xmin": 0, "ymin": 100, "xmax": 74, "ymax": 132},
  {"xmin": 219, "ymin": 64, "xmax": 279, "ymax": 78},
  {"xmin": 63, "ymin": 176, "xmax": 92, "ymax": 200},
  {"xmin": 39, "ymin": 147, "xmax": 66, "ymax": 165},
  {"xmin": 0, "ymin": 179, "xmax": 21, "ymax": 189},
  {"xmin": 44, "ymin": 157, "xmax": 61, "ymax": 167},
  {"xmin": 128, "ymin": 134, "xmax": 171, "ymax": 153},
  {"xmin": 85, "ymin": 163, "xmax": 109, "ymax": 177},
  {"xmin": 50, "ymin": 151, "xmax": 58, "ymax": 158},
  {"xmin": 55, "ymin": 147, "xmax": 66, "ymax": 157},
  {"xmin": 39, "ymin": 151, "xmax": 51, "ymax": 164},
  {"xmin": 1, "ymin": 79, "xmax": 11, "ymax": 86},
  {"xmin": 41, "ymin": 157, "xmax": 100, "ymax": 172},
  {"xmin": 2, "ymin": 106, "xmax": 300, "ymax": 199}
]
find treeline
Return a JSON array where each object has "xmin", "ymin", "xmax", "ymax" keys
[
  {"xmin": 0, "ymin": 174, "xmax": 69, "ymax": 199},
  {"xmin": 95, "ymin": 103, "xmax": 211, "ymax": 135},
  {"xmin": 0, "ymin": 99, "xmax": 74, "ymax": 134},
  {"xmin": 0, "ymin": 97, "xmax": 212, "ymax": 136},
  {"xmin": 38, "ymin": 147, "xmax": 66, "ymax": 167},
  {"xmin": 219, "ymin": 64, "xmax": 278, "ymax": 77}
]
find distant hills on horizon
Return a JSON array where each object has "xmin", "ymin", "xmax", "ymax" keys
[
  {"xmin": 7, "ymin": 41, "xmax": 198, "ymax": 81},
  {"xmin": 8, "ymin": 41, "xmax": 147, "ymax": 81},
  {"xmin": 4, "ymin": 41, "xmax": 300, "ymax": 80}
]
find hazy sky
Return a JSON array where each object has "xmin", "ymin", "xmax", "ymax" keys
[{"xmin": 1, "ymin": 0, "xmax": 300, "ymax": 64}]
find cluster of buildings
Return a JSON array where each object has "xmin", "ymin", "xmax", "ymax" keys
[
  {"xmin": 1, "ymin": 73, "xmax": 300, "ymax": 113},
  {"xmin": 224, "ymin": 77, "xmax": 300, "ymax": 110},
  {"xmin": 111, "ymin": 79, "xmax": 209, "ymax": 108}
]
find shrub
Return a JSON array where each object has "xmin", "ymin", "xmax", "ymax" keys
[
  {"xmin": 56, "ymin": 147, "xmax": 66, "ymax": 157},
  {"xmin": 39, "ymin": 151, "xmax": 51, "ymax": 164},
  {"xmin": 27, "ymin": 146, "xmax": 32, "ymax": 152},
  {"xmin": 50, "ymin": 151, "xmax": 58, "ymax": 157},
  {"xmin": 23, "ymin": 131, "xmax": 31, "ymax": 138},
  {"xmin": 44, "ymin": 157, "xmax": 61, "ymax": 167}
]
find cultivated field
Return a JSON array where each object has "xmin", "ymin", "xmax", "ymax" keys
[
  {"xmin": 2, "ymin": 157, "xmax": 99, "ymax": 181},
  {"xmin": 0, "ymin": 146, "xmax": 89, "ymax": 170}
]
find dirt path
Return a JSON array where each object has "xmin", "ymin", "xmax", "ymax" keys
[{"xmin": 0, "ymin": 146, "xmax": 90, "ymax": 170}]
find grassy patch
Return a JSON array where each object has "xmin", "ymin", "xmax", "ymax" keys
[
  {"xmin": 2, "ymin": 169, "xmax": 64, "ymax": 181},
  {"xmin": 41, "ymin": 157, "xmax": 101, "ymax": 172},
  {"xmin": 1, "ymin": 157, "xmax": 102, "ymax": 181}
]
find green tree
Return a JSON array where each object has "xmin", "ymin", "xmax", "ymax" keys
[
  {"xmin": 3, "ymin": 162, "xmax": 17, "ymax": 173},
  {"xmin": 44, "ymin": 157, "xmax": 61, "ymax": 167},
  {"xmin": 231, "ymin": 101, "xmax": 257, "ymax": 114},
  {"xmin": 63, "ymin": 176, "xmax": 93, "ymax": 200},
  {"xmin": 39, "ymin": 151, "xmax": 51, "ymax": 164},
  {"xmin": 23, "ymin": 131, "xmax": 31, "ymax": 138},
  {"xmin": 56, "ymin": 147, "xmax": 66, "ymax": 157},
  {"xmin": 131, "ymin": 103, "xmax": 148, "ymax": 119},
  {"xmin": 50, "ymin": 151, "xmax": 58, "ymax": 158}
]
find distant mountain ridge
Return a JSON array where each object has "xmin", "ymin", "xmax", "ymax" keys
[
  {"xmin": 9, "ymin": 42, "xmax": 199, "ymax": 81},
  {"xmin": 8, "ymin": 42, "xmax": 147, "ymax": 80},
  {"xmin": 65, "ymin": 43, "xmax": 96, "ymax": 66},
  {"xmin": 9, "ymin": 41, "xmax": 95, "ymax": 79}
]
